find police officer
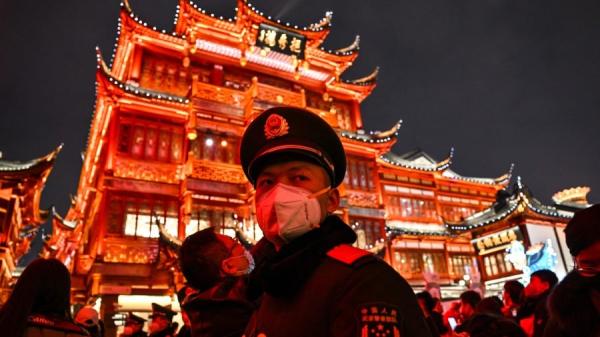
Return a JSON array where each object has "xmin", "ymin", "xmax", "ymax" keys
[
  {"xmin": 120, "ymin": 313, "xmax": 148, "ymax": 337},
  {"xmin": 240, "ymin": 107, "xmax": 432, "ymax": 337},
  {"xmin": 148, "ymin": 303, "xmax": 177, "ymax": 337}
]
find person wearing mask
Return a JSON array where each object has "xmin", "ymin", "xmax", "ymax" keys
[
  {"xmin": 545, "ymin": 204, "xmax": 600, "ymax": 337},
  {"xmin": 119, "ymin": 313, "xmax": 147, "ymax": 337},
  {"xmin": 0, "ymin": 258, "xmax": 89, "ymax": 337},
  {"xmin": 517, "ymin": 270, "xmax": 557, "ymax": 337},
  {"xmin": 148, "ymin": 304, "xmax": 177, "ymax": 337},
  {"xmin": 501, "ymin": 280, "xmax": 524, "ymax": 320},
  {"xmin": 239, "ymin": 107, "xmax": 431, "ymax": 337},
  {"xmin": 178, "ymin": 228, "xmax": 255, "ymax": 337},
  {"xmin": 75, "ymin": 306, "xmax": 103, "ymax": 337}
]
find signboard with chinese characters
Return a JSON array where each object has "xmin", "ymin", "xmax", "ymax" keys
[
  {"xmin": 256, "ymin": 23, "xmax": 306, "ymax": 59},
  {"xmin": 472, "ymin": 227, "xmax": 524, "ymax": 255}
]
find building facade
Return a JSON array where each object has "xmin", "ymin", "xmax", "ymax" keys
[
  {"xmin": 37, "ymin": 0, "xmax": 585, "ymax": 335},
  {"xmin": 0, "ymin": 146, "xmax": 61, "ymax": 303}
]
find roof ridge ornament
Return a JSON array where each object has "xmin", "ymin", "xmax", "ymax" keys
[
  {"xmin": 345, "ymin": 66, "xmax": 379, "ymax": 85},
  {"xmin": 308, "ymin": 11, "xmax": 333, "ymax": 31},
  {"xmin": 335, "ymin": 35, "xmax": 360, "ymax": 54}
]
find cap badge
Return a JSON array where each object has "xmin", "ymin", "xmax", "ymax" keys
[{"xmin": 264, "ymin": 113, "xmax": 289, "ymax": 139}]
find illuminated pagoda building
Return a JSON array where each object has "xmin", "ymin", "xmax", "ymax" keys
[
  {"xmin": 40, "ymin": 0, "xmax": 585, "ymax": 333},
  {"xmin": 0, "ymin": 146, "xmax": 61, "ymax": 304},
  {"xmin": 445, "ymin": 181, "xmax": 590, "ymax": 292}
]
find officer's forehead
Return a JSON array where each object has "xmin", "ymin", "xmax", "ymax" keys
[{"xmin": 258, "ymin": 160, "xmax": 327, "ymax": 177}]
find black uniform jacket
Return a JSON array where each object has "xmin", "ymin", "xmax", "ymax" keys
[
  {"xmin": 149, "ymin": 327, "xmax": 176, "ymax": 337},
  {"xmin": 243, "ymin": 216, "xmax": 432, "ymax": 337},
  {"xmin": 25, "ymin": 314, "xmax": 90, "ymax": 337},
  {"xmin": 182, "ymin": 278, "xmax": 255, "ymax": 337},
  {"xmin": 129, "ymin": 332, "xmax": 148, "ymax": 337}
]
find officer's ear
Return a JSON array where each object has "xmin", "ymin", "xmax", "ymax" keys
[{"xmin": 325, "ymin": 188, "xmax": 340, "ymax": 213}]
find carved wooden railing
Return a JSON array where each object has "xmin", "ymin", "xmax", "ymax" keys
[
  {"xmin": 248, "ymin": 78, "xmax": 306, "ymax": 109},
  {"xmin": 191, "ymin": 80, "xmax": 246, "ymax": 117},
  {"xmin": 345, "ymin": 190, "xmax": 379, "ymax": 208},
  {"xmin": 189, "ymin": 159, "xmax": 248, "ymax": 184},
  {"xmin": 102, "ymin": 237, "xmax": 159, "ymax": 264},
  {"xmin": 113, "ymin": 156, "xmax": 182, "ymax": 184}
]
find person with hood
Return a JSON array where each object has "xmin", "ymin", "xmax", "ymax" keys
[
  {"xmin": 75, "ymin": 306, "xmax": 103, "ymax": 337},
  {"xmin": 0, "ymin": 258, "xmax": 89, "ymax": 337},
  {"xmin": 178, "ymin": 228, "xmax": 255, "ymax": 337},
  {"xmin": 544, "ymin": 204, "xmax": 600, "ymax": 337}
]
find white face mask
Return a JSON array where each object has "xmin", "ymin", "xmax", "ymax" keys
[
  {"xmin": 221, "ymin": 250, "xmax": 255, "ymax": 276},
  {"xmin": 256, "ymin": 183, "xmax": 330, "ymax": 244}
]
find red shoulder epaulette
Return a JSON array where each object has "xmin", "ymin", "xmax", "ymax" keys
[
  {"xmin": 27, "ymin": 314, "xmax": 88, "ymax": 335},
  {"xmin": 327, "ymin": 244, "xmax": 372, "ymax": 266}
]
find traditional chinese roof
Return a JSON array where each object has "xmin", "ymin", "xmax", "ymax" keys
[
  {"xmin": 386, "ymin": 221, "xmax": 450, "ymax": 237},
  {"xmin": 441, "ymin": 163, "xmax": 514, "ymax": 186},
  {"xmin": 342, "ymin": 66, "xmax": 379, "ymax": 86},
  {"xmin": 174, "ymin": 0, "xmax": 333, "ymax": 43},
  {"xmin": 445, "ymin": 177, "xmax": 575, "ymax": 232},
  {"xmin": 112, "ymin": 1, "xmax": 375, "ymax": 101},
  {"xmin": 331, "ymin": 35, "xmax": 360, "ymax": 55},
  {"xmin": 552, "ymin": 186, "xmax": 591, "ymax": 209},
  {"xmin": 236, "ymin": 0, "xmax": 333, "ymax": 39},
  {"xmin": 43, "ymin": 207, "xmax": 77, "ymax": 255},
  {"xmin": 0, "ymin": 145, "xmax": 61, "ymax": 175},
  {"xmin": 0, "ymin": 146, "xmax": 62, "ymax": 225},
  {"xmin": 96, "ymin": 47, "xmax": 189, "ymax": 104},
  {"xmin": 379, "ymin": 148, "xmax": 453, "ymax": 172},
  {"xmin": 340, "ymin": 120, "xmax": 401, "ymax": 144}
]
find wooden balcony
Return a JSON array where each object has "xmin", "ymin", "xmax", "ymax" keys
[
  {"xmin": 248, "ymin": 77, "xmax": 306, "ymax": 111},
  {"xmin": 113, "ymin": 156, "xmax": 182, "ymax": 184},
  {"xmin": 191, "ymin": 80, "xmax": 248, "ymax": 117},
  {"xmin": 189, "ymin": 159, "xmax": 247, "ymax": 185},
  {"xmin": 344, "ymin": 189, "xmax": 379, "ymax": 208},
  {"xmin": 102, "ymin": 237, "xmax": 159, "ymax": 264}
]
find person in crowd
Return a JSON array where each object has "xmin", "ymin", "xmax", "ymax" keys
[
  {"xmin": 517, "ymin": 269, "xmax": 558, "ymax": 337},
  {"xmin": 119, "ymin": 313, "xmax": 147, "ymax": 337},
  {"xmin": 454, "ymin": 290, "xmax": 482, "ymax": 333},
  {"xmin": 475, "ymin": 296, "xmax": 503, "ymax": 316},
  {"xmin": 0, "ymin": 258, "xmax": 89, "ymax": 337},
  {"xmin": 239, "ymin": 107, "xmax": 432, "ymax": 336},
  {"xmin": 457, "ymin": 295, "xmax": 523, "ymax": 337},
  {"xmin": 443, "ymin": 301, "xmax": 461, "ymax": 333},
  {"xmin": 502, "ymin": 280, "xmax": 524, "ymax": 319},
  {"xmin": 75, "ymin": 306, "xmax": 103, "ymax": 337},
  {"xmin": 459, "ymin": 291, "xmax": 482, "ymax": 322},
  {"xmin": 544, "ymin": 204, "xmax": 600, "ymax": 337},
  {"xmin": 458, "ymin": 312, "xmax": 527, "ymax": 337},
  {"xmin": 416, "ymin": 291, "xmax": 446, "ymax": 337},
  {"xmin": 432, "ymin": 297, "xmax": 444, "ymax": 316},
  {"xmin": 178, "ymin": 228, "xmax": 255, "ymax": 337},
  {"xmin": 148, "ymin": 303, "xmax": 177, "ymax": 337},
  {"xmin": 174, "ymin": 288, "xmax": 191, "ymax": 337}
]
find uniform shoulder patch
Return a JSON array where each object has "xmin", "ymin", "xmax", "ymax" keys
[
  {"xmin": 27, "ymin": 314, "xmax": 88, "ymax": 335},
  {"xmin": 357, "ymin": 303, "xmax": 402, "ymax": 337},
  {"xmin": 326, "ymin": 244, "xmax": 372, "ymax": 266}
]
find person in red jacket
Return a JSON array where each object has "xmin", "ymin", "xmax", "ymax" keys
[{"xmin": 239, "ymin": 107, "xmax": 432, "ymax": 337}]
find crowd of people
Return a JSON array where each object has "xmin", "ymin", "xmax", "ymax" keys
[{"xmin": 0, "ymin": 107, "xmax": 598, "ymax": 337}]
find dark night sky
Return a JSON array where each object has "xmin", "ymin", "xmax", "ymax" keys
[{"xmin": 1, "ymin": 0, "xmax": 599, "ymax": 215}]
